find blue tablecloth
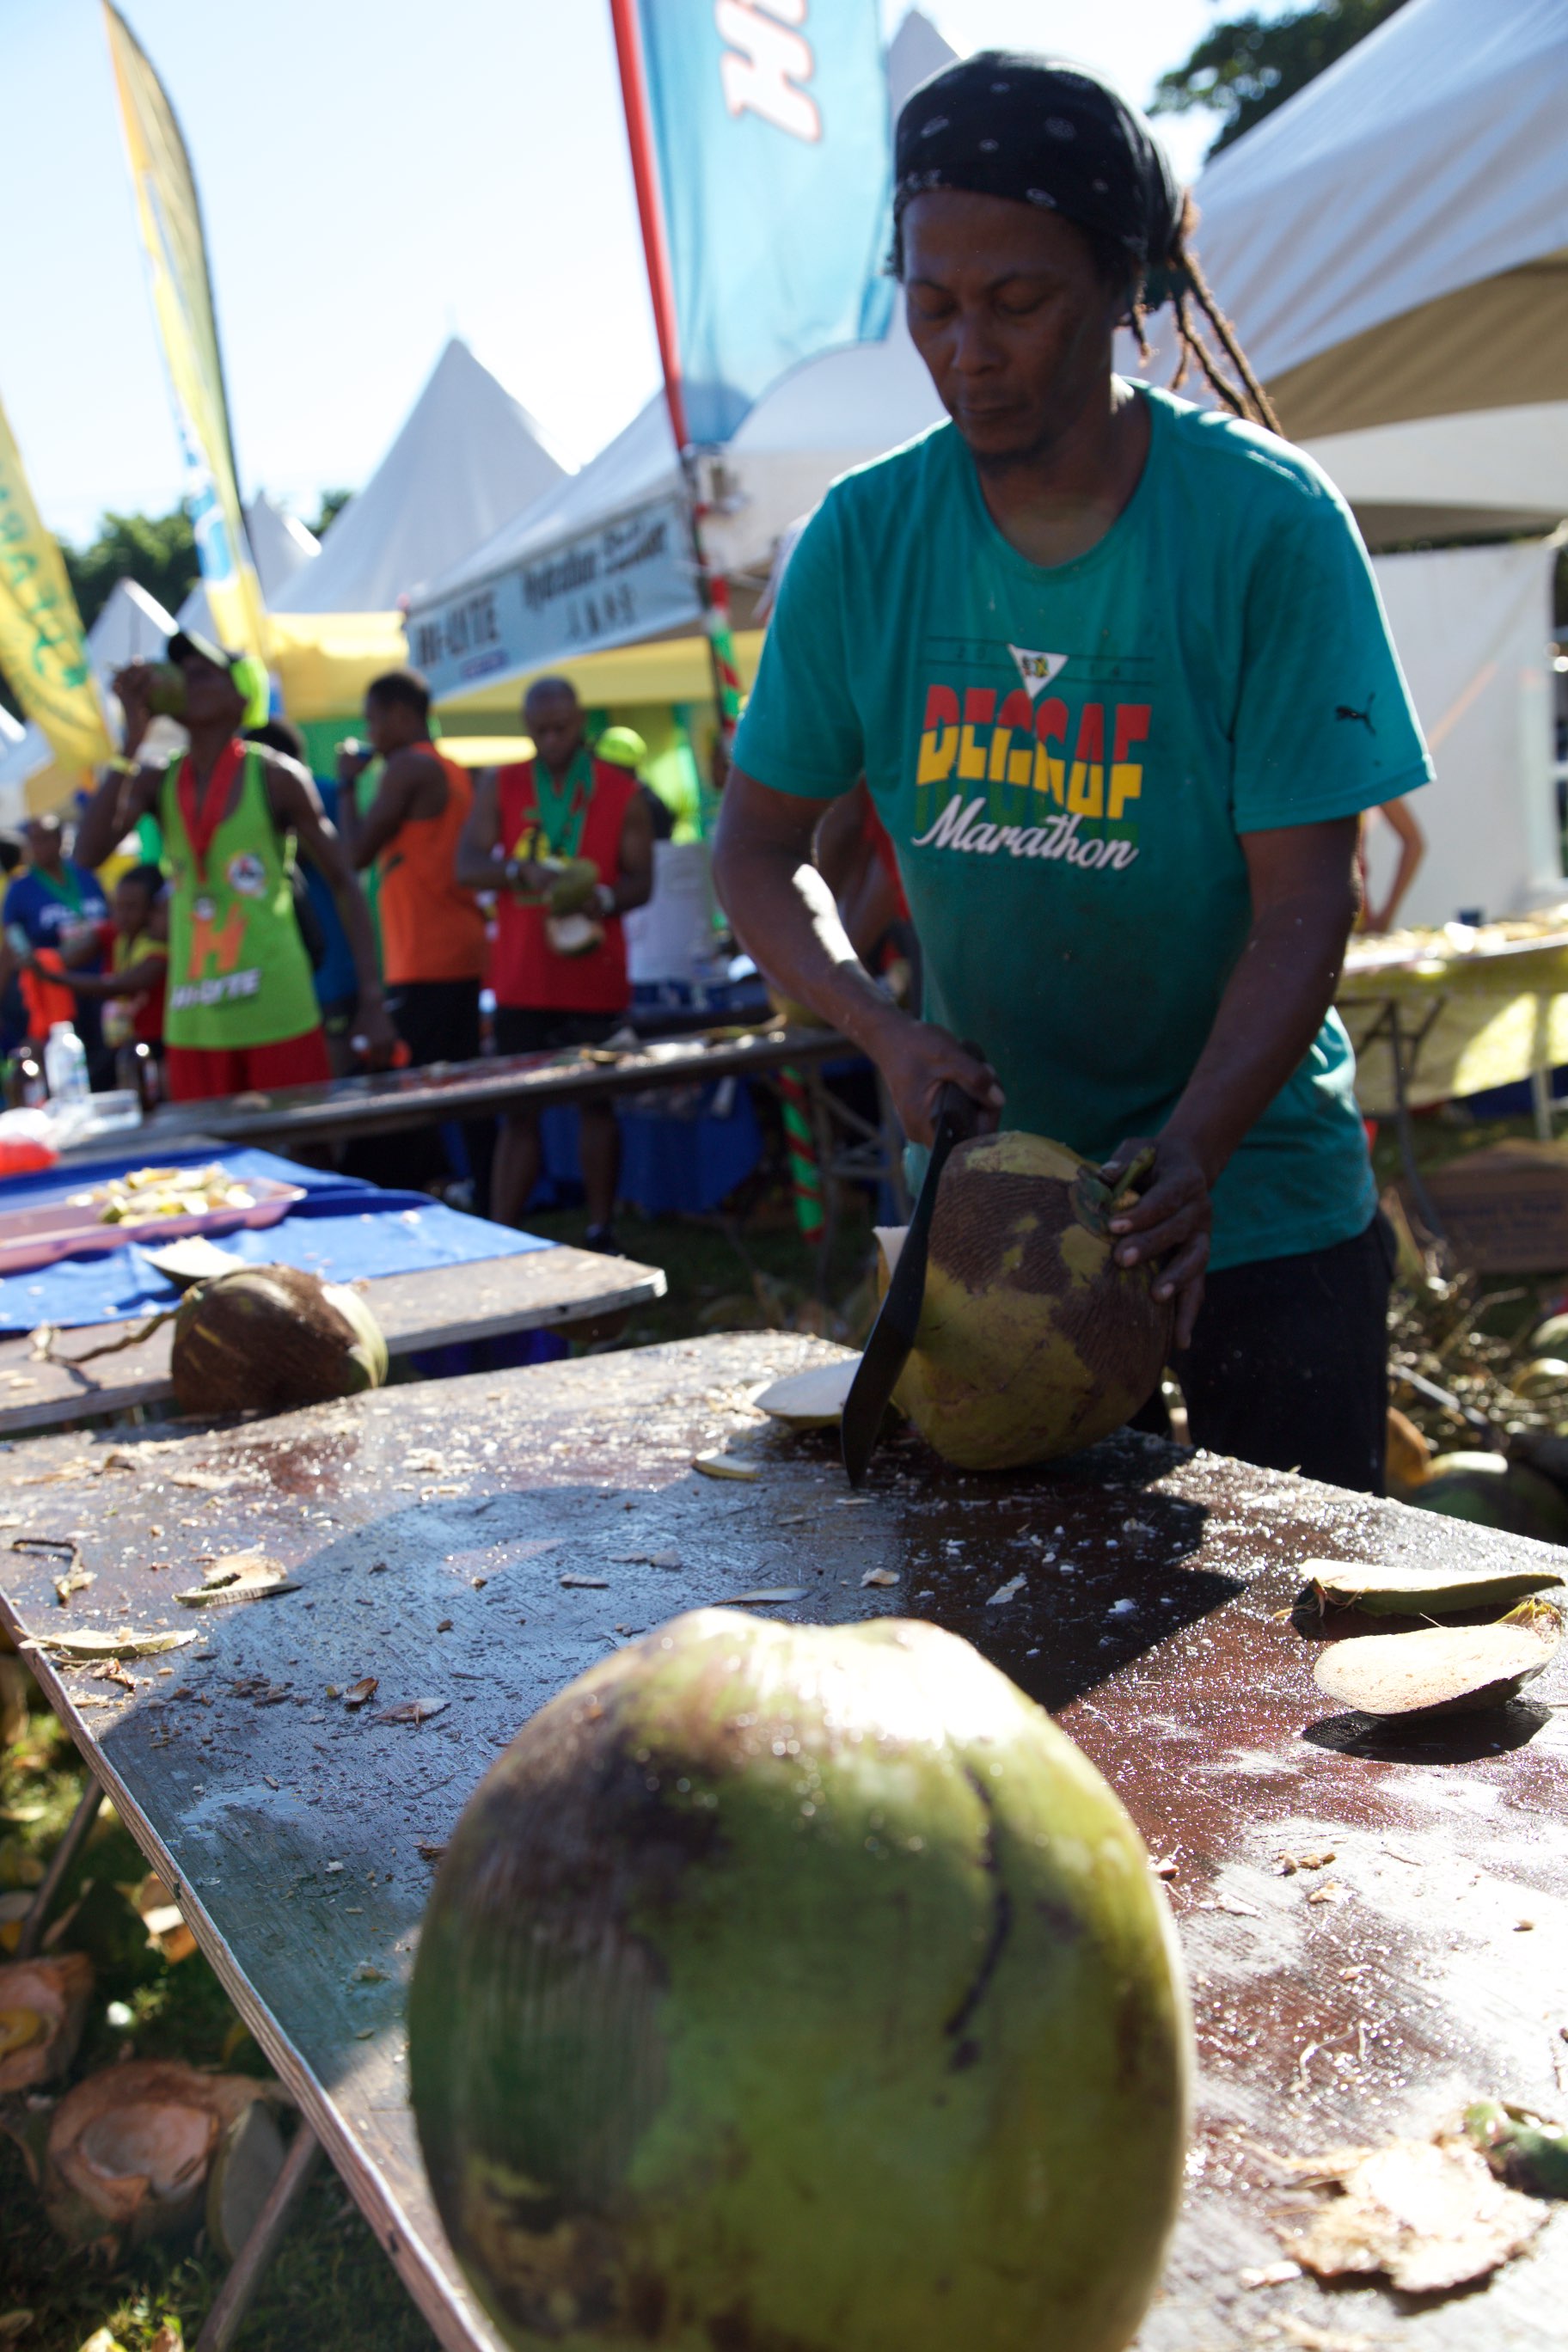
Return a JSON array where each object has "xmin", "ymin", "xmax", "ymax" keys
[
  {"xmin": 0, "ymin": 1145, "xmax": 552, "ymax": 1332},
  {"xmin": 535, "ymin": 1079, "xmax": 763, "ymax": 1217}
]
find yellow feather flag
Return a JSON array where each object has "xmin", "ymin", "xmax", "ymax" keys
[
  {"xmin": 0, "ymin": 393, "xmax": 114, "ymax": 771},
  {"xmin": 102, "ymin": 3, "xmax": 268, "ymax": 663}
]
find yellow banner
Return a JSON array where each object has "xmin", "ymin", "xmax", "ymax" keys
[
  {"xmin": 0, "ymin": 394, "xmax": 113, "ymax": 771},
  {"xmin": 103, "ymin": 3, "xmax": 268, "ymax": 663}
]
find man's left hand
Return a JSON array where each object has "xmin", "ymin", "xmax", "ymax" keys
[
  {"xmin": 355, "ymin": 998, "xmax": 399, "ymax": 1072},
  {"xmin": 1101, "ymin": 1132, "xmax": 1211, "ymax": 1350}
]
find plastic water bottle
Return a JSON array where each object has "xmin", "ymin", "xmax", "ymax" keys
[{"xmin": 45, "ymin": 1021, "xmax": 89, "ymax": 1104}]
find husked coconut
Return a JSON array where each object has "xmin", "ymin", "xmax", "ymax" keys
[
  {"xmin": 878, "ymin": 1133, "xmax": 1171, "ymax": 1470},
  {"xmin": 169, "ymin": 1263, "xmax": 387, "ymax": 1417}
]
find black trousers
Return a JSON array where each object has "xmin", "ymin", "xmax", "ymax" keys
[
  {"xmin": 352, "ymin": 978, "xmax": 493, "ymax": 1209},
  {"xmin": 1133, "ymin": 1213, "xmax": 1394, "ymax": 1494}
]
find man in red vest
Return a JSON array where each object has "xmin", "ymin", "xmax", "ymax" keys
[{"xmin": 457, "ymin": 677, "xmax": 653, "ymax": 1245}]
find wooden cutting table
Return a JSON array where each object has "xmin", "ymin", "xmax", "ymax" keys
[
  {"xmin": 0, "ymin": 1244, "xmax": 668, "ymax": 1438},
  {"xmin": 3, "ymin": 1330, "xmax": 1566, "ymax": 2351},
  {"xmin": 94, "ymin": 1026, "xmax": 847, "ymax": 1155}
]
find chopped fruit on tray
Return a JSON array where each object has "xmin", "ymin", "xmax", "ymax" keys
[{"xmin": 70, "ymin": 1166, "xmax": 256, "ymax": 1225}]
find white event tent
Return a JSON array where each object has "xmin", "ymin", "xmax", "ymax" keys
[
  {"xmin": 271, "ymin": 338, "xmax": 566, "ymax": 616},
  {"xmin": 1153, "ymin": 0, "xmax": 1568, "ymax": 538}
]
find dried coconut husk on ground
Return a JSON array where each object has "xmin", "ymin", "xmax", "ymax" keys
[
  {"xmin": 1312, "ymin": 1601, "xmax": 1560, "ymax": 1718},
  {"xmin": 42, "ymin": 2061, "xmax": 283, "ymax": 2251},
  {"xmin": 1385, "ymin": 1406, "xmax": 1432, "ymax": 1489},
  {"xmin": 0, "ymin": 1952, "xmax": 93, "ymax": 2091}
]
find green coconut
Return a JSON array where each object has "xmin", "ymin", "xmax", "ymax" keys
[
  {"xmin": 169, "ymin": 1263, "xmax": 387, "ymax": 1417},
  {"xmin": 1406, "ymin": 1452, "xmax": 1568, "ymax": 1546},
  {"xmin": 879, "ymin": 1132, "xmax": 1172, "ymax": 1471},
  {"xmin": 409, "ymin": 1608, "xmax": 1190, "ymax": 2352}
]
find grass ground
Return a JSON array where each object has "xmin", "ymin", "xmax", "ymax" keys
[{"xmin": 0, "ymin": 1179, "xmax": 877, "ymax": 2352}]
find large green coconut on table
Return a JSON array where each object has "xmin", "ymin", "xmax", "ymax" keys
[
  {"xmin": 409, "ymin": 1608, "xmax": 1190, "ymax": 2352},
  {"xmin": 878, "ymin": 1130, "xmax": 1173, "ymax": 1471}
]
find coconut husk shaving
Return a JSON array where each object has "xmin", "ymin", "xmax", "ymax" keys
[{"xmin": 1282, "ymin": 2132, "xmax": 1547, "ymax": 2294}]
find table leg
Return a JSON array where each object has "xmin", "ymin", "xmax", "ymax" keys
[
  {"xmin": 194, "ymin": 2120, "xmax": 322, "ymax": 2352},
  {"xmin": 1388, "ymin": 1002, "xmax": 1447, "ymax": 1243},
  {"xmin": 16, "ymin": 1779, "xmax": 102, "ymax": 1960},
  {"xmin": 1533, "ymin": 1059, "xmax": 1555, "ymax": 1142}
]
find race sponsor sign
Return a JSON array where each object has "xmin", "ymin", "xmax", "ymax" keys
[{"xmin": 407, "ymin": 495, "xmax": 701, "ymax": 701}]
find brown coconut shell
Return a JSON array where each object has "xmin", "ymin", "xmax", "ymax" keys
[
  {"xmin": 170, "ymin": 1263, "xmax": 387, "ymax": 1417},
  {"xmin": 43, "ymin": 2061, "xmax": 279, "ymax": 2251},
  {"xmin": 0, "ymin": 1951, "xmax": 94, "ymax": 2092},
  {"xmin": 880, "ymin": 1133, "xmax": 1173, "ymax": 1471}
]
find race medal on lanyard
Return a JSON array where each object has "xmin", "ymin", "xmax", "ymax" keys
[
  {"xmin": 180, "ymin": 740, "xmax": 246, "ymax": 907},
  {"xmin": 519, "ymin": 748, "xmax": 592, "ymax": 861}
]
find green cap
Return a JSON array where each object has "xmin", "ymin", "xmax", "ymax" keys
[{"xmin": 596, "ymin": 725, "xmax": 647, "ymax": 771}]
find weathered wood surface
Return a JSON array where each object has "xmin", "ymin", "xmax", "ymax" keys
[
  {"xmin": 0, "ymin": 1245, "xmax": 667, "ymax": 1436},
  {"xmin": 77, "ymin": 1027, "xmax": 847, "ymax": 1155},
  {"xmin": 2, "ymin": 1330, "xmax": 1566, "ymax": 2352}
]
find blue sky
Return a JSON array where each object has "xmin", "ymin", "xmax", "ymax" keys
[{"xmin": 0, "ymin": 1, "xmax": 1229, "ymax": 544}]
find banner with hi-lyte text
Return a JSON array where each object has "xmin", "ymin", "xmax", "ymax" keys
[
  {"xmin": 103, "ymin": 3, "xmax": 267, "ymax": 662},
  {"xmin": 633, "ymin": 0, "xmax": 893, "ymax": 442},
  {"xmin": 0, "ymin": 395, "xmax": 113, "ymax": 771}
]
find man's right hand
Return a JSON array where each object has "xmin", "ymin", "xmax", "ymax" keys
[
  {"xmin": 111, "ymin": 663, "xmax": 153, "ymax": 763},
  {"xmin": 337, "ymin": 741, "xmax": 373, "ymax": 787},
  {"xmin": 871, "ymin": 1012, "xmax": 1003, "ymax": 1147}
]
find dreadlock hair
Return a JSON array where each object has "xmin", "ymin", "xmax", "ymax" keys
[{"xmin": 1124, "ymin": 193, "xmax": 1281, "ymax": 437}]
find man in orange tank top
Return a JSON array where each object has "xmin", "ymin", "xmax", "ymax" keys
[
  {"xmin": 457, "ymin": 677, "xmax": 653, "ymax": 1245},
  {"xmin": 338, "ymin": 670, "xmax": 487, "ymax": 1069}
]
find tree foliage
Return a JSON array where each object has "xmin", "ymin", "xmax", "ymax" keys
[
  {"xmin": 1152, "ymin": 0, "xmax": 1409, "ymax": 157},
  {"xmin": 61, "ymin": 507, "xmax": 199, "ymax": 634},
  {"xmin": 308, "ymin": 487, "xmax": 353, "ymax": 540}
]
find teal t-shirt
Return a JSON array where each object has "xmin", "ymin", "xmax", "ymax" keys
[{"xmin": 733, "ymin": 386, "xmax": 1431, "ymax": 1272}]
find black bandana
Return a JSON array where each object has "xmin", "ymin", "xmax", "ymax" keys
[{"xmin": 894, "ymin": 53, "xmax": 1182, "ymax": 276}]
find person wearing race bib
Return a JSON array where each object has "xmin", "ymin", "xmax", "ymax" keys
[
  {"xmin": 78, "ymin": 632, "xmax": 395, "ymax": 1102},
  {"xmin": 713, "ymin": 54, "xmax": 1432, "ymax": 1494},
  {"xmin": 456, "ymin": 676, "xmax": 653, "ymax": 1245}
]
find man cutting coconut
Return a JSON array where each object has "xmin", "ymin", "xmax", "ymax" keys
[{"xmin": 714, "ymin": 55, "xmax": 1430, "ymax": 1493}]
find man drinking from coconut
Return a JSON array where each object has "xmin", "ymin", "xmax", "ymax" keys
[
  {"xmin": 714, "ymin": 55, "xmax": 1430, "ymax": 1493},
  {"xmin": 78, "ymin": 633, "xmax": 395, "ymax": 1101}
]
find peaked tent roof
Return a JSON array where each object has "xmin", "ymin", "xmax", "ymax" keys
[
  {"xmin": 419, "ymin": 395, "xmax": 679, "ymax": 605},
  {"xmin": 247, "ymin": 493, "xmax": 319, "ymax": 601},
  {"xmin": 272, "ymin": 338, "xmax": 566, "ymax": 614},
  {"xmin": 87, "ymin": 579, "xmax": 177, "ymax": 681},
  {"xmin": 1154, "ymin": 0, "xmax": 1568, "ymax": 441}
]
